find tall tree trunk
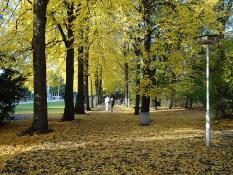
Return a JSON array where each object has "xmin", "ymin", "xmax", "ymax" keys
[
  {"xmin": 90, "ymin": 76, "xmax": 94, "ymax": 108},
  {"xmin": 133, "ymin": 41, "xmax": 141, "ymax": 115},
  {"xmin": 75, "ymin": 45, "xmax": 85, "ymax": 114},
  {"xmin": 154, "ymin": 96, "xmax": 158, "ymax": 110},
  {"xmin": 98, "ymin": 79, "xmax": 102, "ymax": 104},
  {"xmin": 98, "ymin": 67, "xmax": 103, "ymax": 105},
  {"xmin": 94, "ymin": 68, "xmax": 103, "ymax": 106},
  {"xmin": 169, "ymin": 98, "xmax": 173, "ymax": 109},
  {"xmin": 63, "ymin": 47, "xmax": 74, "ymax": 120},
  {"xmin": 134, "ymin": 64, "xmax": 140, "ymax": 115},
  {"xmin": 189, "ymin": 97, "xmax": 193, "ymax": 109},
  {"xmin": 141, "ymin": 96, "xmax": 150, "ymax": 112},
  {"xmin": 84, "ymin": 73, "xmax": 91, "ymax": 110},
  {"xmin": 140, "ymin": 1, "xmax": 152, "ymax": 125},
  {"xmin": 84, "ymin": 47, "xmax": 91, "ymax": 111},
  {"xmin": 32, "ymin": 0, "xmax": 49, "ymax": 131},
  {"xmin": 169, "ymin": 72, "xmax": 176, "ymax": 110},
  {"xmin": 185, "ymin": 96, "xmax": 189, "ymax": 108},
  {"xmin": 141, "ymin": 1, "xmax": 152, "ymax": 114},
  {"xmin": 124, "ymin": 63, "xmax": 129, "ymax": 107},
  {"xmin": 62, "ymin": 4, "xmax": 75, "ymax": 121},
  {"xmin": 95, "ymin": 72, "xmax": 99, "ymax": 106}
]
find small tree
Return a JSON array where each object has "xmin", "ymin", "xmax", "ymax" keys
[{"xmin": 0, "ymin": 68, "xmax": 26, "ymax": 123}]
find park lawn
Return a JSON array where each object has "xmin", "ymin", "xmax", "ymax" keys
[
  {"xmin": 15, "ymin": 101, "xmax": 65, "ymax": 114},
  {"xmin": 0, "ymin": 109, "xmax": 233, "ymax": 174}
]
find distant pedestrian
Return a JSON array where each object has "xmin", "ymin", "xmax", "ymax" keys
[
  {"xmin": 105, "ymin": 96, "xmax": 110, "ymax": 111},
  {"xmin": 110, "ymin": 97, "xmax": 115, "ymax": 112}
]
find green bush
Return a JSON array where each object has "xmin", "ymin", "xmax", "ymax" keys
[{"xmin": 0, "ymin": 68, "xmax": 26, "ymax": 123}]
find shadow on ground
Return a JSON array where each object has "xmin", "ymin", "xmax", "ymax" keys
[{"xmin": 0, "ymin": 110, "xmax": 232, "ymax": 174}]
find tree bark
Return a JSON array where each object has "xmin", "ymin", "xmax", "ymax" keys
[
  {"xmin": 134, "ymin": 64, "xmax": 140, "ymax": 115},
  {"xmin": 124, "ymin": 63, "xmax": 129, "ymax": 107},
  {"xmin": 98, "ymin": 67, "xmax": 103, "ymax": 105},
  {"xmin": 98, "ymin": 79, "xmax": 102, "ymax": 104},
  {"xmin": 95, "ymin": 72, "xmax": 99, "ymax": 106},
  {"xmin": 141, "ymin": 1, "xmax": 152, "ymax": 114},
  {"xmin": 63, "ymin": 46, "xmax": 74, "ymax": 120},
  {"xmin": 62, "ymin": 3, "xmax": 75, "ymax": 121},
  {"xmin": 84, "ymin": 72, "xmax": 91, "ymax": 111},
  {"xmin": 141, "ymin": 96, "xmax": 150, "ymax": 112},
  {"xmin": 154, "ymin": 96, "xmax": 158, "ymax": 110},
  {"xmin": 133, "ymin": 40, "xmax": 141, "ymax": 115},
  {"xmin": 185, "ymin": 96, "xmax": 189, "ymax": 108},
  {"xmin": 90, "ymin": 76, "xmax": 94, "ymax": 108},
  {"xmin": 84, "ymin": 47, "xmax": 91, "ymax": 111},
  {"xmin": 32, "ymin": 0, "xmax": 49, "ymax": 131},
  {"xmin": 75, "ymin": 45, "xmax": 85, "ymax": 114},
  {"xmin": 139, "ymin": 1, "xmax": 152, "ymax": 125},
  {"xmin": 169, "ymin": 98, "xmax": 173, "ymax": 109},
  {"xmin": 189, "ymin": 97, "xmax": 193, "ymax": 109}
]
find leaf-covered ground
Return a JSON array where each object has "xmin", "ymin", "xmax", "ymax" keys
[{"xmin": 0, "ymin": 108, "xmax": 233, "ymax": 174}]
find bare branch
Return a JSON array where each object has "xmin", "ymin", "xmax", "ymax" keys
[
  {"xmin": 46, "ymin": 40, "xmax": 63, "ymax": 48},
  {"xmin": 25, "ymin": 0, "xmax": 32, "ymax": 5},
  {"xmin": 2, "ymin": 0, "xmax": 10, "ymax": 11},
  {"xmin": 49, "ymin": 12, "xmax": 68, "ymax": 45}
]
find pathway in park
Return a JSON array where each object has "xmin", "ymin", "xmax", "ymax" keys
[
  {"xmin": 13, "ymin": 114, "xmax": 32, "ymax": 120},
  {"xmin": 1, "ymin": 109, "xmax": 232, "ymax": 174}
]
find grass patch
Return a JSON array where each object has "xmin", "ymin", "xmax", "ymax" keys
[{"xmin": 15, "ymin": 101, "xmax": 64, "ymax": 114}]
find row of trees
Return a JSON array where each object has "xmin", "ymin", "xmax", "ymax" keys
[{"xmin": 0, "ymin": 0, "xmax": 232, "ymax": 131}]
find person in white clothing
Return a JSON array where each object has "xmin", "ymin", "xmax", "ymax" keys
[{"xmin": 105, "ymin": 96, "xmax": 110, "ymax": 111}]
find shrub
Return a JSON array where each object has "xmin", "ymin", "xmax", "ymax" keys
[{"xmin": 0, "ymin": 68, "xmax": 26, "ymax": 123}]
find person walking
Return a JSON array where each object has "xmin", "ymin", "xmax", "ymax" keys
[
  {"xmin": 105, "ymin": 96, "xmax": 110, "ymax": 111},
  {"xmin": 110, "ymin": 96, "xmax": 115, "ymax": 112}
]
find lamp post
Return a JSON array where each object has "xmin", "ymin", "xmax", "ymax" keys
[{"xmin": 196, "ymin": 34, "xmax": 221, "ymax": 148}]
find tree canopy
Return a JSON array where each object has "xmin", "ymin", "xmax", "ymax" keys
[{"xmin": 0, "ymin": 0, "xmax": 233, "ymax": 125}]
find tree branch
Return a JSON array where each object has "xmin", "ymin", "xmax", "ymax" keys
[
  {"xmin": 49, "ymin": 13, "xmax": 68, "ymax": 46},
  {"xmin": 46, "ymin": 40, "xmax": 63, "ymax": 48},
  {"xmin": 25, "ymin": 0, "xmax": 32, "ymax": 5},
  {"xmin": 3, "ymin": 0, "xmax": 10, "ymax": 11}
]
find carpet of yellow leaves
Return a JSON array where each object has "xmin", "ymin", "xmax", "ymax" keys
[{"xmin": 0, "ymin": 109, "xmax": 232, "ymax": 174}]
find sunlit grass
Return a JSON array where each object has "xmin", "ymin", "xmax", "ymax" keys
[{"xmin": 15, "ymin": 101, "xmax": 65, "ymax": 114}]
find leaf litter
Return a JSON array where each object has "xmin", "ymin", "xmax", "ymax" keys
[{"xmin": 0, "ymin": 109, "xmax": 232, "ymax": 174}]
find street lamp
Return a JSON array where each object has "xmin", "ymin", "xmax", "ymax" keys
[{"xmin": 196, "ymin": 34, "xmax": 222, "ymax": 148}]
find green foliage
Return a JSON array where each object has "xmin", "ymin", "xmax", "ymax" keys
[
  {"xmin": 0, "ymin": 68, "xmax": 26, "ymax": 123},
  {"xmin": 223, "ymin": 39, "xmax": 233, "ymax": 89},
  {"xmin": 49, "ymin": 85, "xmax": 65, "ymax": 98}
]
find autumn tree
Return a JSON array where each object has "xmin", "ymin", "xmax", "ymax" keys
[
  {"xmin": 74, "ymin": 1, "xmax": 91, "ymax": 114},
  {"xmin": 31, "ymin": 0, "xmax": 49, "ymax": 132},
  {"xmin": 133, "ymin": 41, "xmax": 142, "ymax": 115},
  {"xmin": 49, "ymin": 1, "xmax": 79, "ymax": 120},
  {"xmin": 211, "ymin": 0, "xmax": 233, "ymax": 118},
  {"xmin": 75, "ymin": 29, "xmax": 85, "ymax": 114}
]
